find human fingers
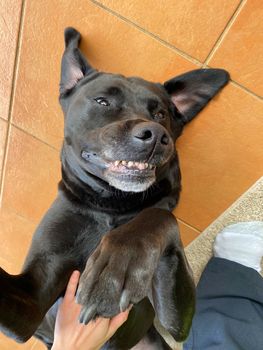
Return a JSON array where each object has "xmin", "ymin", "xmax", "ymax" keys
[
  {"xmin": 64, "ymin": 270, "xmax": 80, "ymax": 302},
  {"xmin": 77, "ymin": 317, "xmax": 110, "ymax": 346},
  {"xmin": 107, "ymin": 307, "xmax": 131, "ymax": 337}
]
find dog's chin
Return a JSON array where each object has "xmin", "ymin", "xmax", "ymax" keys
[
  {"xmin": 80, "ymin": 151, "xmax": 161, "ymax": 192},
  {"xmin": 105, "ymin": 172, "xmax": 156, "ymax": 192}
]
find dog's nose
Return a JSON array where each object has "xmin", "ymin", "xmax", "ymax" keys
[{"xmin": 132, "ymin": 122, "xmax": 170, "ymax": 146}]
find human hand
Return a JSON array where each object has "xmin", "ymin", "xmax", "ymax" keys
[{"xmin": 52, "ymin": 270, "xmax": 131, "ymax": 350}]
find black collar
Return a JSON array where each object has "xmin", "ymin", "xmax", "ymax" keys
[{"xmin": 59, "ymin": 165, "xmax": 171, "ymax": 214}]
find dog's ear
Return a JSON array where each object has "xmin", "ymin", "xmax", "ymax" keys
[
  {"xmin": 60, "ymin": 27, "xmax": 94, "ymax": 96},
  {"xmin": 164, "ymin": 69, "xmax": 230, "ymax": 124}
]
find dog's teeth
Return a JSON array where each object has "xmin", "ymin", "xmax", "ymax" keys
[
  {"xmin": 113, "ymin": 160, "xmax": 155, "ymax": 170},
  {"xmin": 138, "ymin": 163, "xmax": 145, "ymax": 170}
]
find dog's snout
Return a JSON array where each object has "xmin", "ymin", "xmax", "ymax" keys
[{"xmin": 132, "ymin": 122, "xmax": 170, "ymax": 146}]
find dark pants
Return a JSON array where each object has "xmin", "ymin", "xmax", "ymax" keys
[{"xmin": 183, "ymin": 257, "xmax": 263, "ymax": 350}]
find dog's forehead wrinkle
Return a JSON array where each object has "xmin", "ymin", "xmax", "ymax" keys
[
  {"xmin": 76, "ymin": 72, "xmax": 123, "ymax": 93},
  {"xmin": 79, "ymin": 75, "xmax": 128, "ymax": 99},
  {"xmin": 129, "ymin": 80, "xmax": 169, "ymax": 107},
  {"xmin": 93, "ymin": 74, "xmax": 162, "ymax": 101},
  {"xmin": 77, "ymin": 73, "xmax": 168, "ymax": 112}
]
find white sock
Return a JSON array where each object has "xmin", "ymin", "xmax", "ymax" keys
[{"xmin": 213, "ymin": 222, "xmax": 263, "ymax": 273}]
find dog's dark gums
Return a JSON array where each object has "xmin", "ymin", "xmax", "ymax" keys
[{"xmin": 0, "ymin": 27, "xmax": 229, "ymax": 350}]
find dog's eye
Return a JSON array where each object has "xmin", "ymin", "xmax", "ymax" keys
[
  {"xmin": 94, "ymin": 97, "xmax": 110, "ymax": 106},
  {"xmin": 152, "ymin": 111, "xmax": 165, "ymax": 120}
]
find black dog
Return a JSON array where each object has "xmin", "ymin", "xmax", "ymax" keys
[{"xmin": 0, "ymin": 28, "xmax": 229, "ymax": 349}]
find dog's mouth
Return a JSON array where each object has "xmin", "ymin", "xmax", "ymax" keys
[
  {"xmin": 108, "ymin": 160, "xmax": 156, "ymax": 173},
  {"xmin": 105, "ymin": 159, "xmax": 157, "ymax": 192},
  {"xmin": 81, "ymin": 151, "xmax": 158, "ymax": 192}
]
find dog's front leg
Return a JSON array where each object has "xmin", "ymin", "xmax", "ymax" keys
[
  {"xmin": 0, "ymin": 253, "xmax": 72, "ymax": 342},
  {"xmin": 0, "ymin": 198, "xmax": 84, "ymax": 343},
  {"xmin": 77, "ymin": 207, "xmax": 195, "ymax": 347},
  {"xmin": 151, "ymin": 232, "xmax": 195, "ymax": 342},
  {"xmin": 0, "ymin": 267, "xmax": 42, "ymax": 341},
  {"xmin": 76, "ymin": 208, "xmax": 180, "ymax": 322}
]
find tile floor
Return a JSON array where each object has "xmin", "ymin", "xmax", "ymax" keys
[{"xmin": 0, "ymin": 0, "xmax": 262, "ymax": 349}]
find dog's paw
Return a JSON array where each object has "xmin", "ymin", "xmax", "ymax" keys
[{"xmin": 76, "ymin": 233, "xmax": 160, "ymax": 324}]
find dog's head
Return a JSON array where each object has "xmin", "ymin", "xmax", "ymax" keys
[{"xmin": 59, "ymin": 28, "xmax": 229, "ymax": 193}]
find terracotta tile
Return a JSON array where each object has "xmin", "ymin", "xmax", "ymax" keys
[
  {"xmin": 177, "ymin": 219, "xmax": 200, "ymax": 247},
  {"xmin": 2, "ymin": 126, "xmax": 60, "ymax": 223},
  {"xmin": 174, "ymin": 82, "xmax": 263, "ymax": 230},
  {"xmin": 209, "ymin": 0, "xmax": 263, "ymax": 97},
  {"xmin": 12, "ymin": 0, "xmax": 196, "ymax": 148},
  {"xmin": 0, "ymin": 333, "xmax": 36, "ymax": 350},
  {"xmin": 0, "ymin": 0, "xmax": 22, "ymax": 120},
  {"xmin": 0, "ymin": 118, "xmax": 8, "ymax": 177},
  {"xmin": 0, "ymin": 207, "xmax": 36, "ymax": 274},
  {"xmin": 97, "ymin": 0, "xmax": 240, "ymax": 61}
]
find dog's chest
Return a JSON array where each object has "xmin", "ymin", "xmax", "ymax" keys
[
  {"xmin": 76, "ymin": 210, "xmax": 137, "ymax": 264},
  {"xmin": 89, "ymin": 209, "xmax": 136, "ymax": 235}
]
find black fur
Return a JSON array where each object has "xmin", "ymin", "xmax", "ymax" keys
[{"xmin": 0, "ymin": 27, "xmax": 229, "ymax": 349}]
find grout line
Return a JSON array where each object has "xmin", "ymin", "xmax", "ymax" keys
[
  {"xmin": 0, "ymin": 114, "xmax": 7, "ymax": 191},
  {"xmin": 203, "ymin": 0, "xmax": 247, "ymax": 65},
  {"xmin": 204, "ymin": 62, "xmax": 263, "ymax": 101},
  {"xmin": 0, "ymin": 124, "xmax": 11, "ymax": 205},
  {"xmin": 0, "ymin": 0, "xmax": 26, "ymax": 204},
  {"xmin": 90, "ymin": 0, "xmax": 203, "ymax": 67},
  {"xmin": 7, "ymin": 0, "xmax": 26, "ymax": 124},
  {"xmin": 229, "ymin": 80, "xmax": 263, "ymax": 101},
  {"xmin": 0, "ymin": 116, "xmax": 8, "ymax": 123},
  {"xmin": 0, "ymin": 119, "xmax": 9, "ymax": 198},
  {"xmin": 176, "ymin": 217, "xmax": 201, "ymax": 234},
  {"xmin": 10, "ymin": 122, "xmax": 61, "ymax": 151}
]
